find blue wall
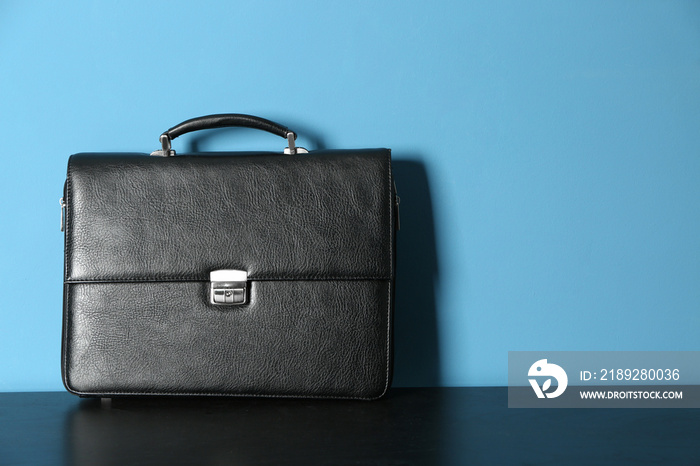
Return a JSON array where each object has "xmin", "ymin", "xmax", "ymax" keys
[{"xmin": 1, "ymin": 1, "xmax": 699, "ymax": 391}]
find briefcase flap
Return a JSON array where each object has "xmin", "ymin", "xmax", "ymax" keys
[{"xmin": 64, "ymin": 149, "xmax": 394, "ymax": 282}]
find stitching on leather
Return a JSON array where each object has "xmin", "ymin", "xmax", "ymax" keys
[
  {"xmin": 380, "ymin": 150, "xmax": 393, "ymax": 399},
  {"xmin": 387, "ymin": 150, "xmax": 394, "ymax": 280},
  {"xmin": 62, "ymin": 283, "xmax": 71, "ymax": 392},
  {"xmin": 62, "ymin": 158, "xmax": 74, "ymax": 390},
  {"xmin": 65, "ymin": 157, "xmax": 73, "ymax": 281},
  {"xmin": 380, "ymin": 278, "xmax": 392, "ymax": 398},
  {"xmin": 64, "ymin": 276, "xmax": 392, "ymax": 283},
  {"xmin": 64, "ymin": 389, "xmax": 385, "ymax": 400},
  {"xmin": 62, "ymin": 280, "xmax": 391, "ymax": 401}
]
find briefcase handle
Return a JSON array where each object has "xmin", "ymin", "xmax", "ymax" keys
[{"xmin": 151, "ymin": 113, "xmax": 301, "ymax": 157}]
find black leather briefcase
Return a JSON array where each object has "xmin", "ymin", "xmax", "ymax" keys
[{"xmin": 60, "ymin": 114, "xmax": 398, "ymax": 399}]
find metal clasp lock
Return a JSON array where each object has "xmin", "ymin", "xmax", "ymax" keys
[{"xmin": 210, "ymin": 270, "xmax": 248, "ymax": 305}]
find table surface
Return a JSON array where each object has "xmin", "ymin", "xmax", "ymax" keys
[{"xmin": 0, "ymin": 387, "xmax": 697, "ymax": 465}]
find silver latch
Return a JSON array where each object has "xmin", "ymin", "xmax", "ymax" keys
[{"xmin": 210, "ymin": 269, "xmax": 248, "ymax": 305}]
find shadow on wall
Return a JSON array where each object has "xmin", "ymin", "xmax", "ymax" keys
[
  {"xmin": 187, "ymin": 129, "xmax": 442, "ymax": 387},
  {"xmin": 392, "ymin": 159, "xmax": 441, "ymax": 387}
]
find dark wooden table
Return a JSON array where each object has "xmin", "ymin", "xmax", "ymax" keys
[{"xmin": 0, "ymin": 388, "xmax": 697, "ymax": 465}]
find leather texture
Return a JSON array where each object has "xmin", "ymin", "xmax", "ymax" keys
[
  {"xmin": 65, "ymin": 150, "xmax": 392, "ymax": 282},
  {"xmin": 165, "ymin": 114, "xmax": 295, "ymax": 141},
  {"xmin": 62, "ymin": 147, "xmax": 395, "ymax": 399},
  {"xmin": 64, "ymin": 281, "xmax": 390, "ymax": 398}
]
